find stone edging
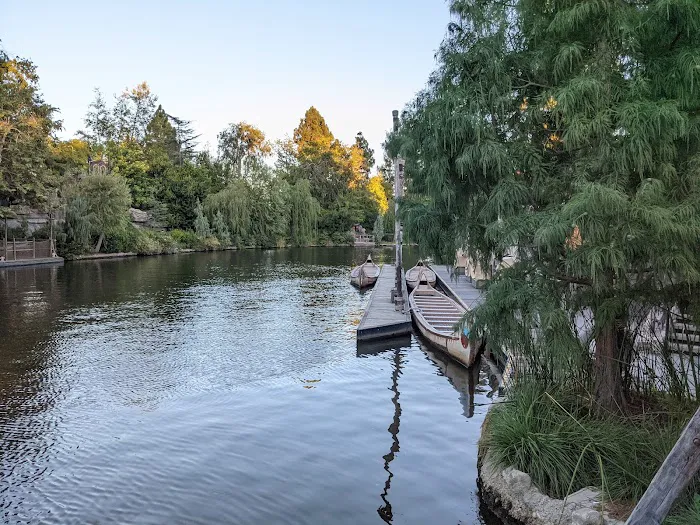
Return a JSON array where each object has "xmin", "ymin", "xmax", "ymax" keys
[{"xmin": 479, "ymin": 449, "xmax": 625, "ymax": 525}]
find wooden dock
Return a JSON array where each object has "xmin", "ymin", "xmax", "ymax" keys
[
  {"xmin": 0, "ymin": 257, "xmax": 64, "ymax": 269},
  {"xmin": 429, "ymin": 265, "xmax": 483, "ymax": 309},
  {"xmin": 357, "ymin": 264, "xmax": 412, "ymax": 342}
]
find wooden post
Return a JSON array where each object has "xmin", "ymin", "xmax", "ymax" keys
[
  {"xmin": 391, "ymin": 110, "xmax": 405, "ymax": 310},
  {"xmin": 626, "ymin": 405, "xmax": 700, "ymax": 525},
  {"xmin": 2, "ymin": 218, "xmax": 6, "ymax": 260},
  {"xmin": 13, "ymin": 237, "xmax": 16, "ymax": 260},
  {"xmin": 33, "ymin": 238, "xmax": 36, "ymax": 258}
]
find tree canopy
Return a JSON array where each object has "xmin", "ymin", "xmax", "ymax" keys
[{"xmin": 389, "ymin": 0, "xmax": 700, "ymax": 412}]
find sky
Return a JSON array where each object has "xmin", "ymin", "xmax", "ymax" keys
[{"xmin": 3, "ymin": 1, "xmax": 450, "ymax": 168}]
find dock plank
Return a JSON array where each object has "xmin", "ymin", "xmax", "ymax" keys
[
  {"xmin": 429, "ymin": 265, "xmax": 484, "ymax": 310},
  {"xmin": 357, "ymin": 264, "xmax": 412, "ymax": 341}
]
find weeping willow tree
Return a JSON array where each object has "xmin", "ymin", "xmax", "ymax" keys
[
  {"xmin": 288, "ymin": 179, "xmax": 320, "ymax": 246},
  {"xmin": 205, "ymin": 179, "xmax": 251, "ymax": 246},
  {"xmin": 390, "ymin": 0, "xmax": 700, "ymax": 413}
]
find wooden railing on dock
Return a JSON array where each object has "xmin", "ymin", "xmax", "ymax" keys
[
  {"xmin": 353, "ymin": 234, "xmax": 375, "ymax": 246},
  {"xmin": 2, "ymin": 239, "xmax": 53, "ymax": 261}
]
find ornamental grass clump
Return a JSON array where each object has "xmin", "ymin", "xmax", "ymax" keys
[{"xmin": 484, "ymin": 381, "xmax": 694, "ymax": 503}]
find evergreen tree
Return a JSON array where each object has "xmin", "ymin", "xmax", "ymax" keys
[
  {"xmin": 194, "ymin": 199, "xmax": 211, "ymax": 238},
  {"xmin": 390, "ymin": 0, "xmax": 700, "ymax": 413},
  {"xmin": 145, "ymin": 105, "xmax": 179, "ymax": 170},
  {"xmin": 293, "ymin": 106, "xmax": 334, "ymax": 160}
]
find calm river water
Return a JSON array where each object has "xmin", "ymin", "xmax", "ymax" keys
[{"xmin": 0, "ymin": 248, "xmax": 500, "ymax": 525}]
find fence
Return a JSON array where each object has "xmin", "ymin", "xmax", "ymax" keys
[
  {"xmin": 353, "ymin": 234, "xmax": 375, "ymax": 246},
  {"xmin": 1, "ymin": 239, "xmax": 54, "ymax": 261}
]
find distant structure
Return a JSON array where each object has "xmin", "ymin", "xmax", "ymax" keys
[{"xmin": 88, "ymin": 155, "xmax": 109, "ymax": 176}]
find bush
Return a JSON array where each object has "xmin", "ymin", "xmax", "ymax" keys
[
  {"xmin": 199, "ymin": 236, "xmax": 221, "ymax": 251},
  {"xmin": 170, "ymin": 229, "xmax": 200, "ymax": 249},
  {"xmin": 483, "ymin": 381, "xmax": 692, "ymax": 502},
  {"xmin": 103, "ymin": 225, "xmax": 140, "ymax": 253},
  {"xmin": 331, "ymin": 231, "xmax": 354, "ymax": 246}
]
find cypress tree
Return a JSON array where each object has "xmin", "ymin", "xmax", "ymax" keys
[{"xmin": 391, "ymin": 0, "xmax": 700, "ymax": 412}]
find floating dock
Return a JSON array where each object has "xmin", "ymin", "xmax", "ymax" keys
[
  {"xmin": 429, "ymin": 265, "xmax": 483, "ymax": 309},
  {"xmin": 357, "ymin": 264, "xmax": 412, "ymax": 342},
  {"xmin": 0, "ymin": 257, "xmax": 64, "ymax": 269}
]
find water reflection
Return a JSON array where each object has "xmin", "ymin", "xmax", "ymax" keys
[{"xmin": 1, "ymin": 247, "xmax": 502, "ymax": 525}]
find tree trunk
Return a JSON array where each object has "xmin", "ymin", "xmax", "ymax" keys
[
  {"xmin": 594, "ymin": 318, "xmax": 626, "ymax": 414},
  {"xmin": 94, "ymin": 232, "xmax": 105, "ymax": 253}
]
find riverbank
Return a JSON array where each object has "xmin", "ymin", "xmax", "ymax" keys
[
  {"xmin": 477, "ymin": 382, "xmax": 699, "ymax": 525},
  {"xmin": 61, "ymin": 241, "xmax": 393, "ymax": 263}
]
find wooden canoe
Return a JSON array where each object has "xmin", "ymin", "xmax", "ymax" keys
[
  {"xmin": 405, "ymin": 260, "xmax": 436, "ymax": 290},
  {"xmin": 409, "ymin": 277, "xmax": 476, "ymax": 368},
  {"xmin": 350, "ymin": 255, "xmax": 381, "ymax": 289}
]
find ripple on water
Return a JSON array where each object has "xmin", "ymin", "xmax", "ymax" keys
[{"xmin": 0, "ymin": 249, "xmax": 501, "ymax": 524}]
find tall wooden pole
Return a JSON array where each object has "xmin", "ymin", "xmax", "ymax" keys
[{"xmin": 392, "ymin": 110, "xmax": 405, "ymax": 310}]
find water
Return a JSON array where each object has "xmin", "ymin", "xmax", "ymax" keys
[{"xmin": 0, "ymin": 248, "xmax": 500, "ymax": 524}]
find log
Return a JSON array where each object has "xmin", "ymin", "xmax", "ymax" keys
[{"xmin": 626, "ymin": 405, "xmax": 700, "ymax": 525}]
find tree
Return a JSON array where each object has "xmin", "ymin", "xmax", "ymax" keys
[
  {"xmin": 166, "ymin": 113, "xmax": 199, "ymax": 165},
  {"xmin": 217, "ymin": 122, "xmax": 271, "ymax": 180},
  {"xmin": 145, "ymin": 105, "xmax": 179, "ymax": 171},
  {"xmin": 113, "ymin": 82, "xmax": 157, "ymax": 143},
  {"xmin": 373, "ymin": 213, "xmax": 384, "ymax": 245},
  {"xmin": 288, "ymin": 179, "xmax": 319, "ymax": 246},
  {"xmin": 390, "ymin": 0, "xmax": 700, "ymax": 413},
  {"xmin": 79, "ymin": 89, "xmax": 114, "ymax": 148},
  {"xmin": 354, "ymin": 132, "xmax": 375, "ymax": 177},
  {"xmin": 293, "ymin": 106, "xmax": 334, "ymax": 160},
  {"xmin": 0, "ymin": 49, "xmax": 61, "ymax": 207},
  {"xmin": 368, "ymin": 175, "xmax": 388, "ymax": 214},
  {"xmin": 211, "ymin": 210, "xmax": 231, "ymax": 245},
  {"xmin": 68, "ymin": 173, "xmax": 131, "ymax": 252},
  {"xmin": 194, "ymin": 199, "xmax": 211, "ymax": 237}
]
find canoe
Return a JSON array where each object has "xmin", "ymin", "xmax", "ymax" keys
[
  {"xmin": 405, "ymin": 260, "xmax": 436, "ymax": 290},
  {"xmin": 409, "ymin": 276, "xmax": 476, "ymax": 368},
  {"xmin": 350, "ymin": 255, "xmax": 381, "ymax": 289}
]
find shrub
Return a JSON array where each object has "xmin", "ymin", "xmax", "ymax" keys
[
  {"xmin": 170, "ymin": 229, "xmax": 199, "ymax": 249},
  {"xmin": 331, "ymin": 231, "xmax": 354, "ymax": 246},
  {"xmin": 103, "ymin": 225, "xmax": 140, "ymax": 253},
  {"xmin": 484, "ymin": 381, "xmax": 692, "ymax": 502},
  {"xmin": 199, "ymin": 236, "xmax": 221, "ymax": 251}
]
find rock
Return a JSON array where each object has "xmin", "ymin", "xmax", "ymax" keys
[
  {"xmin": 572, "ymin": 508, "xmax": 603, "ymax": 525},
  {"xmin": 567, "ymin": 488, "xmax": 600, "ymax": 507},
  {"xmin": 502, "ymin": 467, "xmax": 532, "ymax": 494},
  {"xmin": 129, "ymin": 208, "xmax": 149, "ymax": 224}
]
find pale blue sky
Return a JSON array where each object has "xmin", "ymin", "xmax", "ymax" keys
[{"xmin": 3, "ymin": 1, "xmax": 449, "ymax": 166}]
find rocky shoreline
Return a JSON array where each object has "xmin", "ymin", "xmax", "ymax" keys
[{"xmin": 478, "ymin": 449, "xmax": 625, "ymax": 525}]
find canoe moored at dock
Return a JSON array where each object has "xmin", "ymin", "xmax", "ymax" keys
[
  {"xmin": 405, "ymin": 260, "xmax": 436, "ymax": 291},
  {"xmin": 350, "ymin": 255, "xmax": 381, "ymax": 289},
  {"xmin": 409, "ymin": 276, "xmax": 476, "ymax": 368}
]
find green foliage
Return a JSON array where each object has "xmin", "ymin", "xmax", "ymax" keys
[
  {"xmin": 288, "ymin": 179, "xmax": 319, "ymax": 246},
  {"xmin": 145, "ymin": 105, "xmax": 179, "ymax": 171},
  {"xmin": 64, "ymin": 196, "xmax": 92, "ymax": 252},
  {"xmin": 193, "ymin": 199, "xmax": 211, "ymax": 238},
  {"xmin": 63, "ymin": 173, "xmax": 131, "ymax": 252},
  {"xmin": 392, "ymin": 0, "xmax": 700, "ymax": 411},
  {"xmin": 0, "ymin": 49, "xmax": 61, "ymax": 208},
  {"xmin": 373, "ymin": 213, "xmax": 384, "ymax": 245},
  {"xmin": 484, "ymin": 382, "xmax": 692, "ymax": 502},
  {"xmin": 217, "ymin": 122, "xmax": 271, "ymax": 180},
  {"xmin": 666, "ymin": 495, "xmax": 700, "ymax": 525},
  {"xmin": 211, "ymin": 210, "xmax": 231, "ymax": 246},
  {"xmin": 169, "ymin": 229, "xmax": 199, "ymax": 249}
]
